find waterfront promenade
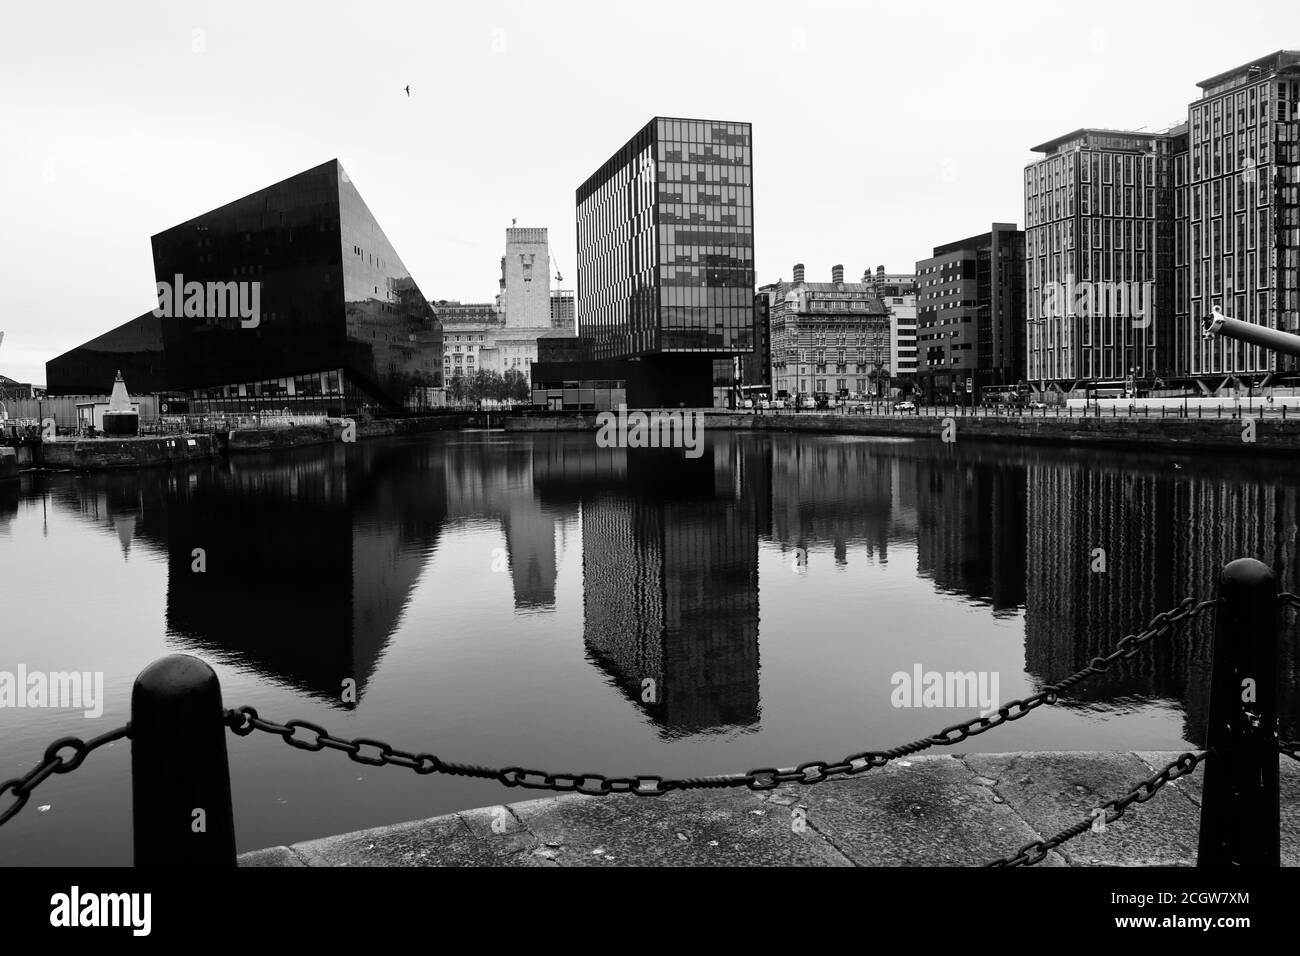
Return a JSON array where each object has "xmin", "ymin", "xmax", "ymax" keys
[{"xmin": 241, "ymin": 751, "xmax": 1300, "ymax": 867}]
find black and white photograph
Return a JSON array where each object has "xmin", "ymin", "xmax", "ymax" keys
[{"xmin": 1, "ymin": 0, "xmax": 1298, "ymax": 937}]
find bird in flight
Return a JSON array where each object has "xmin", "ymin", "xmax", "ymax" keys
[{"xmin": 404, "ymin": 85, "xmax": 410, "ymax": 97}]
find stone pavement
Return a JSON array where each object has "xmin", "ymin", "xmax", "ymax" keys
[{"xmin": 239, "ymin": 751, "xmax": 1300, "ymax": 867}]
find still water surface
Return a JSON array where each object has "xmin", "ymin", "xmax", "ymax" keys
[{"xmin": 1, "ymin": 430, "xmax": 1298, "ymax": 864}]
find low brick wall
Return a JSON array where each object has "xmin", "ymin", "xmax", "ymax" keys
[{"xmin": 35, "ymin": 435, "xmax": 218, "ymax": 471}]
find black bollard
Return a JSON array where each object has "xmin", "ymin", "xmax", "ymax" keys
[
  {"xmin": 131, "ymin": 654, "xmax": 237, "ymax": 867},
  {"xmin": 1197, "ymin": 558, "xmax": 1279, "ymax": 867}
]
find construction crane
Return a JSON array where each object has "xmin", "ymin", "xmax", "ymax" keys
[{"xmin": 548, "ymin": 239, "xmax": 564, "ymax": 284}]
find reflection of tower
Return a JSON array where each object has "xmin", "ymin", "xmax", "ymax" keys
[
  {"xmin": 581, "ymin": 442, "xmax": 761, "ymax": 736},
  {"xmin": 440, "ymin": 436, "xmax": 575, "ymax": 612},
  {"xmin": 502, "ymin": 498, "xmax": 561, "ymax": 610}
]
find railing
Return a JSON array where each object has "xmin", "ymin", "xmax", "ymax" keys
[
  {"xmin": 744, "ymin": 402, "xmax": 1298, "ymax": 421},
  {"xmin": 2, "ymin": 558, "xmax": 1295, "ymax": 867}
]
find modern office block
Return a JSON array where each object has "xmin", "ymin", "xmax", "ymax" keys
[{"xmin": 568, "ymin": 117, "xmax": 755, "ymax": 406}]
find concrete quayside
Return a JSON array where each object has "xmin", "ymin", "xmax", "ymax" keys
[{"xmin": 240, "ymin": 751, "xmax": 1300, "ymax": 867}]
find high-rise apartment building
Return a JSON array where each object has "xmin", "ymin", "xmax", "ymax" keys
[
  {"xmin": 1024, "ymin": 50, "xmax": 1300, "ymax": 394},
  {"xmin": 916, "ymin": 225, "xmax": 1025, "ymax": 402},
  {"xmin": 1025, "ymin": 130, "xmax": 1180, "ymax": 392},
  {"xmin": 1187, "ymin": 51, "xmax": 1300, "ymax": 378}
]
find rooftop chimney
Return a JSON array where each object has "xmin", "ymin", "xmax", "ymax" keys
[
  {"xmin": 832, "ymin": 264, "xmax": 844, "ymax": 284},
  {"xmin": 793, "ymin": 263, "xmax": 805, "ymax": 284}
]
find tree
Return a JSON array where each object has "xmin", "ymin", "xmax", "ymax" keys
[
  {"xmin": 448, "ymin": 372, "xmax": 467, "ymax": 405},
  {"xmin": 503, "ymin": 369, "xmax": 530, "ymax": 404},
  {"xmin": 468, "ymin": 369, "xmax": 505, "ymax": 406}
]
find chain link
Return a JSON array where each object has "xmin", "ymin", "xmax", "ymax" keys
[
  {"xmin": 223, "ymin": 597, "xmax": 1222, "ymax": 798},
  {"xmin": 0, "ymin": 725, "xmax": 131, "ymax": 829},
  {"xmin": 987, "ymin": 751, "xmax": 1206, "ymax": 866},
  {"xmin": 0, "ymin": 594, "xmax": 1234, "ymax": 838}
]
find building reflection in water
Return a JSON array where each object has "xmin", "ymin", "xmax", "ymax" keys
[{"xmin": 42, "ymin": 430, "xmax": 1300, "ymax": 743}]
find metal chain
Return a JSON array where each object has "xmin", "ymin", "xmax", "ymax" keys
[
  {"xmin": 225, "ymin": 597, "xmax": 1222, "ymax": 797},
  {"xmin": 0, "ymin": 725, "xmax": 131, "ymax": 829},
  {"xmin": 987, "ymin": 751, "xmax": 1206, "ymax": 866}
]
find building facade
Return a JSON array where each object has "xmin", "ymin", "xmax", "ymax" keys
[
  {"xmin": 767, "ymin": 264, "xmax": 891, "ymax": 401},
  {"xmin": 569, "ymin": 116, "xmax": 755, "ymax": 405},
  {"xmin": 435, "ymin": 227, "xmax": 573, "ymax": 389},
  {"xmin": 550, "ymin": 290, "xmax": 576, "ymax": 331},
  {"xmin": 1025, "ymin": 130, "xmax": 1179, "ymax": 394},
  {"xmin": 1187, "ymin": 51, "xmax": 1300, "ymax": 380},
  {"xmin": 48, "ymin": 160, "xmax": 443, "ymax": 414},
  {"xmin": 866, "ymin": 266, "xmax": 919, "ymax": 387},
  {"xmin": 1023, "ymin": 50, "xmax": 1300, "ymax": 394},
  {"xmin": 916, "ymin": 225, "xmax": 1025, "ymax": 402}
]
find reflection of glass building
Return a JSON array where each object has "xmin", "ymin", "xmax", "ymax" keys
[
  {"xmin": 539, "ymin": 117, "xmax": 754, "ymax": 407},
  {"xmin": 580, "ymin": 444, "xmax": 762, "ymax": 736},
  {"xmin": 48, "ymin": 160, "xmax": 442, "ymax": 413},
  {"xmin": 55, "ymin": 440, "xmax": 448, "ymax": 704}
]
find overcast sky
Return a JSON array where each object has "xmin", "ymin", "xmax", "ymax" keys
[{"xmin": 0, "ymin": 0, "xmax": 1292, "ymax": 385}]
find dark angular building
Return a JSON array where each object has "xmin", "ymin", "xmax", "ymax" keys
[
  {"xmin": 48, "ymin": 160, "xmax": 442, "ymax": 413},
  {"xmin": 539, "ymin": 117, "xmax": 754, "ymax": 408}
]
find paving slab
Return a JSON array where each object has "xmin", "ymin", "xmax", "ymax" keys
[
  {"xmin": 965, "ymin": 752, "xmax": 1202, "ymax": 866},
  {"xmin": 238, "ymin": 846, "xmax": 306, "ymax": 867},
  {"xmin": 509, "ymin": 788, "xmax": 852, "ymax": 866},
  {"xmin": 287, "ymin": 809, "xmax": 543, "ymax": 867},
  {"xmin": 765, "ymin": 755, "xmax": 1066, "ymax": 866}
]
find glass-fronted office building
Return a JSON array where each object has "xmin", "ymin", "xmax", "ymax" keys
[
  {"xmin": 48, "ymin": 160, "xmax": 442, "ymax": 415},
  {"xmin": 562, "ymin": 117, "xmax": 754, "ymax": 406}
]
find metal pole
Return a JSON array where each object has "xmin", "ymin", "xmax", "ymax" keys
[
  {"xmin": 1197, "ymin": 558, "xmax": 1280, "ymax": 867},
  {"xmin": 131, "ymin": 654, "xmax": 237, "ymax": 867}
]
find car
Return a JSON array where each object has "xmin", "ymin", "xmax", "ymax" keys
[
  {"xmin": 757, "ymin": 399, "xmax": 770, "ymax": 410},
  {"xmin": 1027, "ymin": 400, "xmax": 1048, "ymax": 409},
  {"xmin": 895, "ymin": 401, "xmax": 916, "ymax": 412},
  {"xmin": 741, "ymin": 399, "xmax": 753, "ymax": 409}
]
